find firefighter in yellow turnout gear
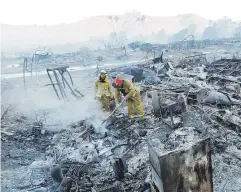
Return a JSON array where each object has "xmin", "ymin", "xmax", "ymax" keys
[
  {"xmin": 112, "ymin": 78, "xmax": 144, "ymax": 120},
  {"xmin": 94, "ymin": 70, "xmax": 113, "ymax": 113}
]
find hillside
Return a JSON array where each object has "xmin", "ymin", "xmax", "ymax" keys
[{"xmin": 1, "ymin": 11, "xmax": 240, "ymax": 53}]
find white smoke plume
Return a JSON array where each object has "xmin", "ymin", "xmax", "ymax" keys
[{"xmin": 2, "ymin": 76, "xmax": 109, "ymax": 133}]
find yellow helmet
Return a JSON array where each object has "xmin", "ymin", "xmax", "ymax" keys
[
  {"xmin": 99, "ymin": 70, "xmax": 108, "ymax": 82},
  {"xmin": 100, "ymin": 70, "xmax": 107, "ymax": 74}
]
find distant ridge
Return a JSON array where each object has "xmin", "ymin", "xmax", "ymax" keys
[{"xmin": 1, "ymin": 12, "xmax": 240, "ymax": 53}]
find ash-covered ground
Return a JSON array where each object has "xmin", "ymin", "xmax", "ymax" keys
[{"xmin": 1, "ymin": 50, "xmax": 241, "ymax": 192}]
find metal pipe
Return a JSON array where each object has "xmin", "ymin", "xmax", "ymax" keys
[
  {"xmin": 46, "ymin": 69, "xmax": 61, "ymax": 100},
  {"xmin": 66, "ymin": 70, "xmax": 74, "ymax": 86},
  {"xmin": 23, "ymin": 57, "xmax": 27, "ymax": 93},
  {"xmin": 100, "ymin": 98, "xmax": 126, "ymax": 127},
  {"xmin": 53, "ymin": 70, "xmax": 67, "ymax": 99},
  {"xmin": 58, "ymin": 70, "xmax": 79, "ymax": 99}
]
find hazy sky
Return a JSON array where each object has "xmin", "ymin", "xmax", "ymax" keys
[{"xmin": 1, "ymin": 0, "xmax": 240, "ymax": 25}]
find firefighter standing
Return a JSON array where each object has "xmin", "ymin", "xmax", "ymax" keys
[
  {"xmin": 112, "ymin": 78, "xmax": 144, "ymax": 120},
  {"xmin": 94, "ymin": 70, "xmax": 113, "ymax": 113}
]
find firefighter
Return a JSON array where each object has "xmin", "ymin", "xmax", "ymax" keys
[
  {"xmin": 94, "ymin": 70, "xmax": 113, "ymax": 113},
  {"xmin": 112, "ymin": 78, "xmax": 144, "ymax": 120}
]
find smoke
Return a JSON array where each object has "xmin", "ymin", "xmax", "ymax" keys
[
  {"xmin": 86, "ymin": 115, "xmax": 108, "ymax": 135},
  {"xmin": 2, "ymin": 82, "xmax": 108, "ymax": 132}
]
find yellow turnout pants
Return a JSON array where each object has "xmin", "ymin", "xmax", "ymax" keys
[
  {"xmin": 98, "ymin": 95, "xmax": 111, "ymax": 112},
  {"xmin": 126, "ymin": 91, "xmax": 144, "ymax": 120}
]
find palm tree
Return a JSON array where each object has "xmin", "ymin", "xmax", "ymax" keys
[
  {"xmin": 108, "ymin": 16, "xmax": 115, "ymax": 33},
  {"xmin": 114, "ymin": 16, "xmax": 119, "ymax": 29},
  {"xmin": 136, "ymin": 15, "xmax": 147, "ymax": 42},
  {"xmin": 141, "ymin": 15, "xmax": 147, "ymax": 41},
  {"xmin": 114, "ymin": 16, "xmax": 120, "ymax": 46},
  {"xmin": 136, "ymin": 17, "xmax": 143, "ymax": 38},
  {"xmin": 208, "ymin": 20, "xmax": 213, "ymax": 26}
]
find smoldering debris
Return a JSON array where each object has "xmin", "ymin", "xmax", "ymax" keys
[{"xmin": 1, "ymin": 53, "xmax": 241, "ymax": 192}]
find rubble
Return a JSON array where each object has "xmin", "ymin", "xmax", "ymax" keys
[{"xmin": 1, "ymin": 50, "xmax": 241, "ymax": 192}]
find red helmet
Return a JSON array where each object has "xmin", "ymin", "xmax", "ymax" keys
[{"xmin": 112, "ymin": 78, "xmax": 123, "ymax": 87}]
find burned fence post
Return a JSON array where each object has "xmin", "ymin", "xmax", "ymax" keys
[{"xmin": 148, "ymin": 138, "xmax": 213, "ymax": 192}]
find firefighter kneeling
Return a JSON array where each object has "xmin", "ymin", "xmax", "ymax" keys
[{"xmin": 112, "ymin": 78, "xmax": 144, "ymax": 120}]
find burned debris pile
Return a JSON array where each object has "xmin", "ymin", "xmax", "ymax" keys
[
  {"xmin": 206, "ymin": 59, "xmax": 241, "ymax": 96},
  {"xmin": 1, "ymin": 53, "xmax": 241, "ymax": 192}
]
